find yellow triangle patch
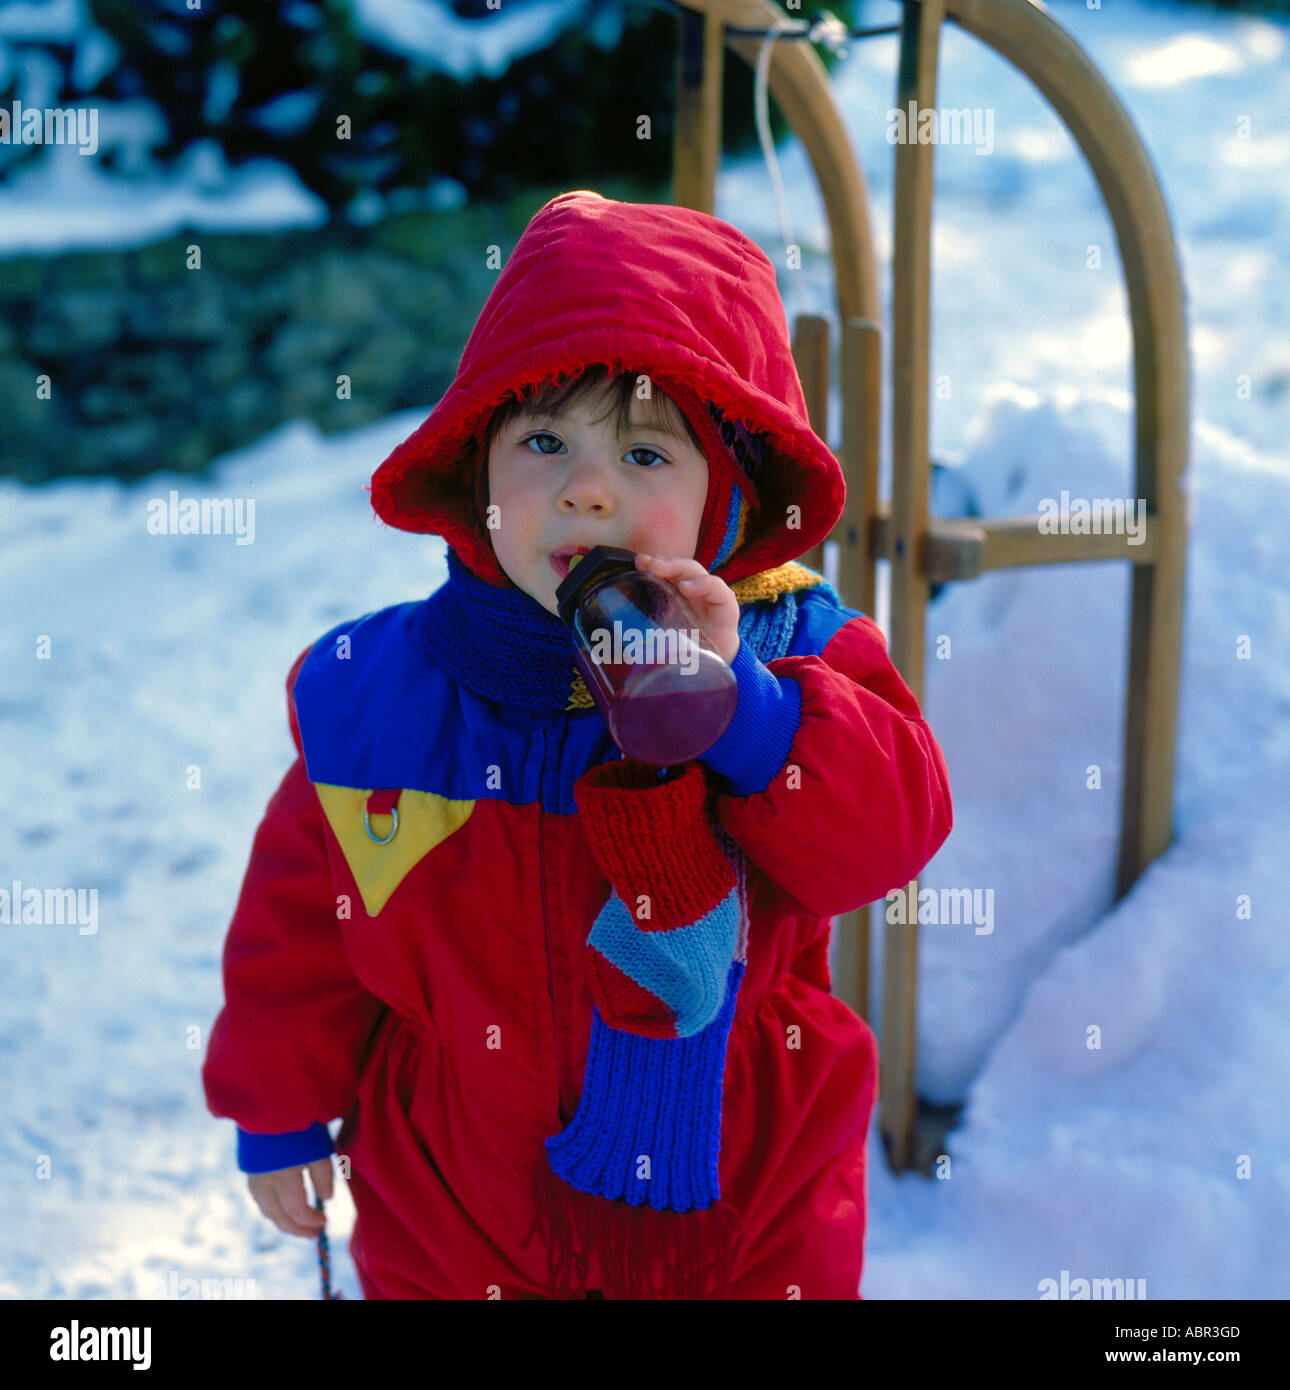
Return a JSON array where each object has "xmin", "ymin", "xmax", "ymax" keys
[{"xmin": 314, "ymin": 783, "xmax": 475, "ymax": 917}]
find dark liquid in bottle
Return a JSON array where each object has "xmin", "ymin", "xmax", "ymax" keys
[
  {"xmin": 608, "ymin": 674, "xmax": 739, "ymax": 765},
  {"xmin": 561, "ymin": 550, "xmax": 738, "ymax": 764}
]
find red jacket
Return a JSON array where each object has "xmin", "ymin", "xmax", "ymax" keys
[{"xmin": 202, "ymin": 191, "xmax": 953, "ymax": 1299}]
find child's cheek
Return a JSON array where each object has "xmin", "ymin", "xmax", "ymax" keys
[{"xmin": 629, "ymin": 501, "xmax": 686, "ymax": 554}]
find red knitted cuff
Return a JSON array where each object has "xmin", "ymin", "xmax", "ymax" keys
[{"xmin": 573, "ymin": 758, "xmax": 734, "ymax": 930}]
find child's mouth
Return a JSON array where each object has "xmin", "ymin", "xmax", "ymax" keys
[{"xmin": 550, "ymin": 548, "xmax": 591, "ymax": 579}]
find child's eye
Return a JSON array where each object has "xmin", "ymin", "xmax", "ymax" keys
[
  {"xmin": 520, "ymin": 433, "xmax": 668, "ymax": 468},
  {"xmin": 625, "ymin": 446, "xmax": 667, "ymax": 469},
  {"xmin": 521, "ymin": 431, "xmax": 563, "ymax": 455}
]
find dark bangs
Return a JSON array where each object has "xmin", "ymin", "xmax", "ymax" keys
[{"xmin": 481, "ymin": 365, "xmax": 701, "ymax": 457}]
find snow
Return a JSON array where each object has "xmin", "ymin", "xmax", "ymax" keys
[
  {"xmin": 1, "ymin": 0, "xmax": 1287, "ymax": 1300},
  {"xmin": 351, "ymin": 0, "xmax": 588, "ymax": 78},
  {"xmin": 717, "ymin": 0, "xmax": 1290, "ymax": 1298},
  {"xmin": 0, "ymin": 415, "xmax": 436, "ymax": 1301},
  {"xmin": 0, "ymin": 138, "xmax": 330, "ymax": 254}
]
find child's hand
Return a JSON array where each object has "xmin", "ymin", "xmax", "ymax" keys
[
  {"xmin": 635, "ymin": 554, "xmax": 740, "ymax": 665},
  {"xmin": 247, "ymin": 1156, "xmax": 334, "ymax": 1238}
]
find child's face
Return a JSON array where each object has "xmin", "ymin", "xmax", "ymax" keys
[{"xmin": 485, "ymin": 384, "xmax": 710, "ymax": 616}]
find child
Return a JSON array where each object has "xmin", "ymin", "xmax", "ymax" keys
[{"xmin": 202, "ymin": 189, "xmax": 953, "ymax": 1300}]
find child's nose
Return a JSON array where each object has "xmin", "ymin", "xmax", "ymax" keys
[{"xmin": 559, "ymin": 458, "xmax": 617, "ymax": 511}]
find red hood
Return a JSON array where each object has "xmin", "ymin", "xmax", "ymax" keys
[{"xmin": 368, "ymin": 189, "xmax": 845, "ymax": 587}]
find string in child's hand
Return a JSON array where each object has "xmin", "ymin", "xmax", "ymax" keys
[{"xmin": 311, "ymin": 1188, "xmax": 345, "ymax": 1300}]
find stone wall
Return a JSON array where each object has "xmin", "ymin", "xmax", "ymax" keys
[{"xmin": 0, "ymin": 199, "xmax": 548, "ymax": 484}]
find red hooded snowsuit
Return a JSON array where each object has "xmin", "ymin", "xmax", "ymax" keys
[{"xmin": 202, "ymin": 191, "xmax": 953, "ymax": 1299}]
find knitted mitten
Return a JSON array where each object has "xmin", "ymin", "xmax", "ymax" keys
[{"xmin": 573, "ymin": 757, "xmax": 746, "ymax": 1039}]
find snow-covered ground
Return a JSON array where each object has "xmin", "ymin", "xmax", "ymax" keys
[{"xmin": 1, "ymin": 0, "xmax": 1287, "ymax": 1299}]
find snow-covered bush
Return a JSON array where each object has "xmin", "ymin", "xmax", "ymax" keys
[{"xmin": 0, "ymin": 0, "xmax": 861, "ymax": 217}]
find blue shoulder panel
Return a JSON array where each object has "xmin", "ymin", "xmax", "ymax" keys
[
  {"xmin": 785, "ymin": 584, "xmax": 868, "ymax": 659},
  {"xmin": 292, "ymin": 600, "xmax": 616, "ymax": 810},
  {"xmin": 292, "ymin": 601, "xmax": 540, "ymax": 800}
]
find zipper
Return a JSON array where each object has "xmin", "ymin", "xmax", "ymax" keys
[{"xmin": 536, "ymin": 723, "xmax": 567, "ymax": 1124}]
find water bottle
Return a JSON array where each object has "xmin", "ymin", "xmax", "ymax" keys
[{"xmin": 555, "ymin": 545, "xmax": 738, "ymax": 765}]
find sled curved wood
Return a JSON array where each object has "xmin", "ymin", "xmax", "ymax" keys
[{"xmin": 671, "ymin": 0, "xmax": 1189, "ymax": 1174}]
